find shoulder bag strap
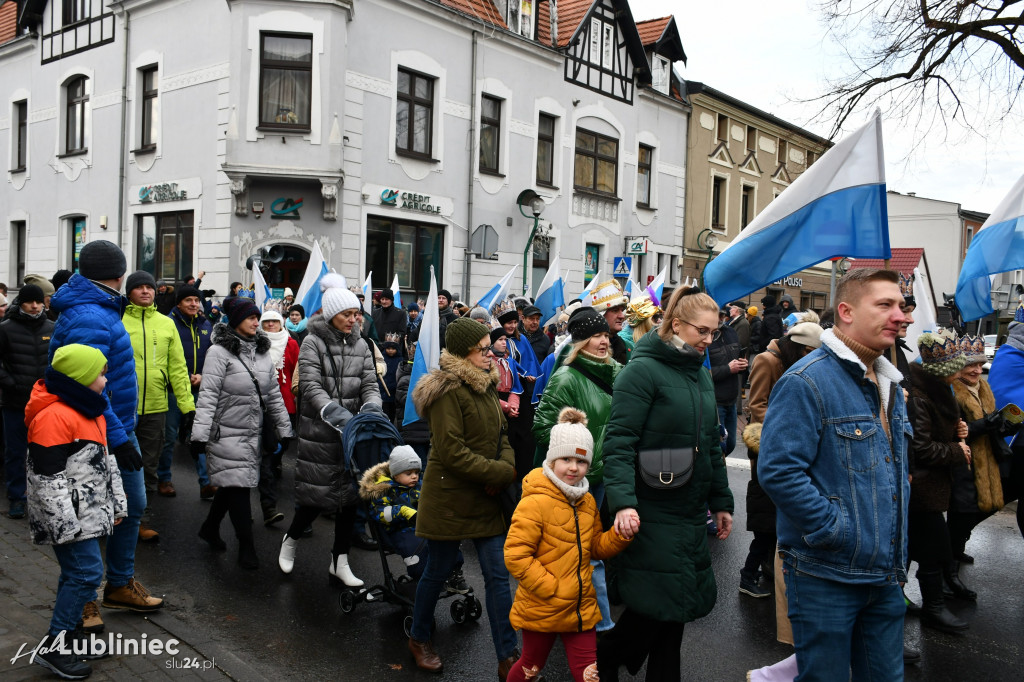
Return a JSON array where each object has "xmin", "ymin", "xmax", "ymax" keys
[
  {"xmin": 568, "ymin": 361, "xmax": 614, "ymax": 396},
  {"xmin": 237, "ymin": 355, "xmax": 267, "ymax": 413}
]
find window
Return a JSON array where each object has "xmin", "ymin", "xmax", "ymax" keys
[
  {"xmin": 717, "ymin": 114, "xmax": 728, "ymax": 142},
  {"xmin": 140, "ymin": 66, "xmax": 158, "ymax": 150},
  {"xmin": 536, "ymin": 113, "xmax": 556, "ymax": 186},
  {"xmin": 589, "ymin": 18, "xmax": 601, "ymax": 65},
  {"xmin": 746, "ymin": 126, "xmax": 756, "ymax": 152},
  {"xmin": 652, "ymin": 56, "xmax": 670, "ymax": 94},
  {"xmin": 69, "ymin": 217, "xmax": 86, "ymax": 271},
  {"xmin": 137, "ymin": 212, "xmax": 194, "ymax": 282},
  {"xmin": 966, "ymin": 227, "xmax": 973, "ymax": 248},
  {"xmin": 602, "ymin": 23, "xmax": 614, "ymax": 68},
  {"xmin": 637, "ymin": 144, "xmax": 653, "ymax": 207},
  {"xmin": 63, "ymin": 0, "xmax": 88, "ymax": 25},
  {"xmin": 396, "ymin": 68, "xmax": 434, "ymax": 158},
  {"xmin": 479, "ymin": 95, "xmax": 501, "ymax": 174},
  {"xmin": 258, "ymin": 33, "xmax": 312, "ymax": 129},
  {"xmin": 366, "ymin": 216, "xmax": 444, "ymax": 301},
  {"xmin": 711, "ymin": 176, "xmax": 725, "ymax": 229},
  {"xmin": 14, "ymin": 100, "xmax": 27, "ymax": 171},
  {"xmin": 800, "ymin": 291, "xmax": 827, "ymax": 314},
  {"xmin": 574, "ymin": 128, "xmax": 618, "ymax": 196},
  {"xmin": 741, "ymin": 185, "xmax": 754, "ymax": 228},
  {"xmin": 806, "ymin": 150, "xmax": 816, "ymax": 167},
  {"xmin": 65, "ymin": 77, "xmax": 88, "ymax": 154},
  {"xmin": 12, "ymin": 221, "xmax": 26, "ymax": 285},
  {"xmin": 778, "ymin": 138, "xmax": 788, "ymax": 166}
]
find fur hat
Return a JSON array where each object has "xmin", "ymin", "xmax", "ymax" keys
[
  {"xmin": 787, "ymin": 321, "xmax": 824, "ymax": 348},
  {"xmin": 388, "ymin": 445, "xmax": 422, "ymax": 478},
  {"xmin": 320, "ymin": 273, "xmax": 361, "ymax": 320},
  {"xmin": 52, "ymin": 344, "xmax": 107, "ymax": 387},
  {"xmin": 568, "ymin": 307, "xmax": 609, "ymax": 342},
  {"xmin": 545, "ymin": 408, "xmax": 593, "ymax": 466},
  {"xmin": 918, "ymin": 329, "xmax": 965, "ymax": 377},
  {"xmin": 125, "ymin": 270, "xmax": 157, "ymax": 294},
  {"xmin": 445, "ymin": 317, "xmax": 489, "ymax": 357},
  {"xmin": 222, "ymin": 296, "xmax": 260, "ymax": 329},
  {"xmin": 17, "ymin": 284, "xmax": 46, "ymax": 304},
  {"xmin": 958, "ymin": 333, "xmax": 986, "ymax": 366},
  {"xmin": 77, "ymin": 240, "xmax": 127, "ymax": 281}
]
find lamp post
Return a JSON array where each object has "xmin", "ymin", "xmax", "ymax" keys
[
  {"xmin": 516, "ymin": 189, "xmax": 546, "ymax": 295},
  {"xmin": 696, "ymin": 228, "xmax": 719, "ymax": 291},
  {"xmin": 828, "ymin": 257, "xmax": 851, "ymax": 308}
]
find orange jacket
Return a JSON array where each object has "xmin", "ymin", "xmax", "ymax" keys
[{"xmin": 504, "ymin": 467, "xmax": 630, "ymax": 633}]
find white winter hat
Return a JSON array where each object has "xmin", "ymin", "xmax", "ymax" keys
[
  {"xmin": 320, "ymin": 273, "xmax": 361, "ymax": 321},
  {"xmin": 260, "ymin": 310, "xmax": 284, "ymax": 325},
  {"xmin": 545, "ymin": 407, "xmax": 593, "ymax": 466}
]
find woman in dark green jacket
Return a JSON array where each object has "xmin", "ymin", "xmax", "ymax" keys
[{"xmin": 597, "ymin": 286, "xmax": 734, "ymax": 682}]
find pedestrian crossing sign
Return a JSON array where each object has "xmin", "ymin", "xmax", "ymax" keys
[{"xmin": 613, "ymin": 257, "xmax": 632, "ymax": 277}]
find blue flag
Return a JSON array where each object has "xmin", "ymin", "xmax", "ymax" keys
[{"xmin": 403, "ymin": 267, "xmax": 440, "ymax": 425}]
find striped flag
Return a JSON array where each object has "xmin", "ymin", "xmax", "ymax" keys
[
  {"xmin": 361, "ymin": 273, "xmax": 373, "ymax": 314},
  {"xmin": 294, "ymin": 241, "xmax": 328, "ymax": 315},
  {"xmin": 403, "ymin": 266, "xmax": 441, "ymax": 425},
  {"xmin": 534, "ymin": 255, "xmax": 565, "ymax": 324},
  {"xmin": 390, "ymin": 273, "xmax": 403, "ymax": 310},
  {"xmin": 476, "ymin": 266, "xmax": 518, "ymax": 312}
]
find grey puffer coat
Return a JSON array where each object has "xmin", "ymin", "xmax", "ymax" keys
[
  {"xmin": 294, "ymin": 314, "xmax": 381, "ymax": 509},
  {"xmin": 191, "ymin": 324, "xmax": 293, "ymax": 488}
]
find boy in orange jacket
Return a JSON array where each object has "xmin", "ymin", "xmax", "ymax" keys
[{"xmin": 504, "ymin": 407, "xmax": 632, "ymax": 682}]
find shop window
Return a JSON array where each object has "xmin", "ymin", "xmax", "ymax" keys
[
  {"xmin": 136, "ymin": 211, "xmax": 194, "ymax": 282},
  {"xmin": 14, "ymin": 100, "xmax": 28, "ymax": 171},
  {"xmin": 479, "ymin": 95, "xmax": 501, "ymax": 174},
  {"xmin": 574, "ymin": 127, "xmax": 618, "ymax": 196},
  {"xmin": 258, "ymin": 33, "xmax": 312, "ymax": 130},
  {"xmin": 396, "ymin": 67, "xmax": 434, "ymax": 158},
  {"xmin": 366, "ymin": 216, "xmax": 444, "ymax": 301},
  {"xmin": 65, "ymin": 76, "xmax": 88, "ymax": 154},
  {"xmin": 139, "ymin": 66, "xmax": 159, "ymax": 151},
  {"xmin": 637, "ymin": 144, "xmax": 653, "ymax": 207},
  {"xmin": 536, "ymin": 113, "xmax": 556, "ymax": 187}
]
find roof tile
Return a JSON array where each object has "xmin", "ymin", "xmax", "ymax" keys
[
  {"xmin": 440, "ymin": 0, "xmax": 509, "ymax": 30},
  {"xmin": 635, "ymin": 16, "xmax": 670, "ymax": 46},
  {"xmin": 0, "ymin": 1, "xmax": 17, "ymax": 46},
  {"xmin": 555, "ymin": 0, "xmax": 594, "ymax": 47},
  {"xmin": 847, "ymin": 248, "xmax": 924, "ymax": 276}
]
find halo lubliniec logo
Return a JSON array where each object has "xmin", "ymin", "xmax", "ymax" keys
[{"xmin": 10, "ymin": 632, "xmax": 193, "ymax": 666}]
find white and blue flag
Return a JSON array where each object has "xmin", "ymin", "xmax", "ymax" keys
[
  {"xmin": 253, "ymin": 263, "xmax": 272, "ymax": 311},
  {"xmin": 404, "ymin": 266, "xmax": 441, "ymax": 426},
  {"xmin": 361, "ymin": 273, "xmax": 373, "ymax": 314},
  {"xmin": 579, "ymin": 270, "xmax": 603, "ymax": 301},
  {"xmin": 295, "ymin": 240, "xmax": 329, "ymax": 315},
  {"xmin": 703, "ymin": 110, "xmax": 891, "ymax": 305},
  {"xmin": 646, "ymin": 267, "xmax": 667, "ymax": 307},
  {"xmin": 390, "ymin": 273, "xmax": 403, "ymax": 310},
  {"xmin": 476, "ymin": 266, "xmax": 518, "ymax": 312},
  {"xmin": 534, "ymin": 255, "xmax": 565, "ymax": 324},
  {"xmin": 955, "ymin": 173, "xmax": 1024, "ymax": 321}
]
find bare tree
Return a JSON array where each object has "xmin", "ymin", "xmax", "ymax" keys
[{"xmin": 810, "ymin": 1, "xmax": 1024, "ymax": 140}]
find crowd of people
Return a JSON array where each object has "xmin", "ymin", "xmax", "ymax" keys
[{"xmin": 1, "ymin": 246, "xmax": 1022, "ymax": 681}]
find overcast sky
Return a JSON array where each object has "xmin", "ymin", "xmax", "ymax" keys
[{"xmin": 631, "ymin": 0, "xmax": 1023, "ymax": 214}]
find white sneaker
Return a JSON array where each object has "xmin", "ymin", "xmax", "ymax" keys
[
  {"xmin": 278, "ymin": 535, "xmax": 297, "ymax": 574},
  {"xmin": 329, "ymin": 554, "xmax": 364, "ymax": 587}
]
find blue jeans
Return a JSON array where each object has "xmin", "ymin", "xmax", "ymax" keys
[
  {"xmin": 160, "ymin": 392, "xmax": 209, "ymax": 486},
  {"xmin": 784, "ymin": 562, "xmax": 905, "ymax": 682},
  {"xmin": 589, "ymin": 482, "xmax": 614, "ymax": 632},
  {"xmin": 3, "ymin": 406, "xmax": 29, "ymax": 503},
  {"xmin": 51, "ymin": 539, "xmax": 104, "ymax": 636},
  {"xmin": 411, "ymin": 535, "xmax": 517, "ymax": 661},
  {"xmin": 718, "ymin": 403, "xmax": 737, "ymax": 456},
  {"xmin": 106, "ymin": 431, "xmax": 146, "ymax": 588}
]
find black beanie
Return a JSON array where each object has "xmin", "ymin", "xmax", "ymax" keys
[
  {"xmin": 78, "ymin": 240, "xmax": 127, "ymax": 281},
  {"xmin": 380, "ymin": 288, "xmax": 395, "ymax": 301},
  {"xmin": 438, "ymin": 289, "xmax": 453, "ymax": 305},
  {"xmin": 176, "ymin": 285, "xmax": 201, "ymax": 304},
  {"xmin": 222, "ymin": 296, "xmax": 260, "ymax": 329},
  {"xmin": 568, "ymin": 307, "xmax": 610, "ymax": 342},
  {"xmin": 125, "ymin": 270, "xmax": 157, "ymax": 294},
  {"xmin": 761, "ymin": 295, "xmax": 776, "ymax": 307},
  {"xmin": 288, "ymin": 303, "xmax": 306, "ymax": 319},
  {"xmin": 51, "ymin": 270, "xmax": 73, "ymax": 291},
  {"xmin": 18, "ymin": 284, "xmax": 46, "ymax": 304},
  {"xmin": 489, "ymin": 326, "xmax": 507, "ymax": 344}
]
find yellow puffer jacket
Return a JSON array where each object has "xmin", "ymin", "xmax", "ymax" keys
[{"xmin": 504, "ymin": 467, "xmax": 630, "ymax": 633}]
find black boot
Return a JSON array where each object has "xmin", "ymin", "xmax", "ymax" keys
[
  {"xmin": 943, "ymin": 560, "xmax": 977, "ymax": 601},
  {"xmin": 35, "ymin": 633, "xmax": 92, "ymax": 679},
  {"xmin": 919, "ymin": 570, "xmax": 968, "ymax": 633},
  {"xmin": 238, "ymin": 536, "xmax": 259, "ymax": 570},
  {"xmin": 903, "ymin": 645, "xmax": 921, "ymax": 664},
  {"xmin": 198, "ymin": 518, "xmax": 227, "ymax": 550}
]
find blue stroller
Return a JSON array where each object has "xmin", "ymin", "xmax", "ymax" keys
[{"xmin": 339, "ymin": 408, "xmax": 481, "ymax": 635}]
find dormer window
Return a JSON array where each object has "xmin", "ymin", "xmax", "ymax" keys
[
  {"xmin": 651, "ymin": 55, "xmax": 670, "ymax": 94},
  {"xmin": 508, "ymin": 0, "xmax": 534, "ymax": 40}
]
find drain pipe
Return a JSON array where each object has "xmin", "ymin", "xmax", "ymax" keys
[
  {"xmin": 115, "ymin": 6, "xmax": 131, "ymax": 256},
  {"xmin": 462, "ymin": 30, "xmax": 479, "ymax": 303}
]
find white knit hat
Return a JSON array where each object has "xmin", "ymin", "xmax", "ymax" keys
[
  {"xmin": 545, "ymin": 408, "xmax": 593, "ymax": 466},
  {"xmin": 260, "ymin": 310, "xmax": 284, "ymax": 325},
  {"xmin": 320, "ymin": 273, "xmax": 361, "ymax": 320}
]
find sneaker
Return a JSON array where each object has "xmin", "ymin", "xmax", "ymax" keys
[
  {"xmin": 200, "ymin": 485, "xmax": 218, "ymax": 500},
  {"xmin": 739, "ymin": 575, "xmax": 771, "ymax": 598},
  {"xmin": 138, "ymin": 523, "xmax": 159, "ymax": 543},
  {"xmin": 80, "ymin": 600, "xmax": 104, "ymax": 634},
  {"xmin": 8, "ymin": 500, "xmax": 26, "ymax": 519},
  {"xmin": 444, "ymin": 567, "xmax": 470, "ymax": 595},
  {"xmin": 157, "ymin": 481, "xmax": 176, "ymax": 497},
  {"xmin": 34, "ymin": 635, "xmax": 91, "ymax": 680},
  {"xmin": 263, "ymin": 508, "xmax": 285, "ymax": 527},
  {"xmin": 71, "ymin": 631, "xmax": 111, "ymax": 660},
  {"xmin": 102, "ymin": 578, "xmax": 164, "ymax": 612}
]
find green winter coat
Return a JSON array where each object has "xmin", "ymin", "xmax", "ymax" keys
[
  {"xmin": 532, "ymin": 353, "xmax": 621, "ymax": 483},
  {"xmin": 412, "ymin": 350, "xmax": 516, "ymax": 540},
  {"xmin": 603, "ymin": 329, "xmax": 734, "ymax": 623},
  {"xmin": 123, "ymin": 304, "xmax": 195, "ymax": 415}
]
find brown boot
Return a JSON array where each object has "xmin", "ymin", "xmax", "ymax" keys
[
  {"xmin": 498, "ymin": 655, "xmax": 516, "ymax": 681},
  {"xmin": 408, "ymin": 637, "xmax": 443, "ymax": 673},
  {"xmin": 157, "ymin": 481, "xmax": 176, "ymax": 497},
  {"xmin": 80, "ymin": 600, "xmax": 104, "ymax": 633},
  {"xmin": 200, "ymin": 485, "xmax": 218, "ymax": 500},
  {"xmin": 138, "ymin": 523, "xmax": 159, "ymax": 542},
  {"xmin": 102, "ymin": 578, "xmax": 164, "ymax": 612}
]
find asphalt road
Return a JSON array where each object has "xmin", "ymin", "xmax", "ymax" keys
[{"xmin": 120, "ymin": 441, "xmax": 1024, "ymax": 681}]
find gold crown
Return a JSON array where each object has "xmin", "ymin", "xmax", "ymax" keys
[
  {"xmin": 384, "ymin": 332, "xmax": 402, "ymax": 344},
  {"xmin": 958, "ymin": 333, "xmax": 985, "ymax": 360},
  {"xmin": 626, "ymin": 295, "xmax": 658, "ymax": 327},
  {"xmin": 491, "ymin": 297, "xmax": 518, "ymax": 319},
  {"xmin": 589, "ymin": 280, "xmax": 628, "ymax": 311}
]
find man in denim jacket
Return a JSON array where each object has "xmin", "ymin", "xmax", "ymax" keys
[{"xmin": 759, "ymin": 268, "xmax": 911, "ymax": 681}]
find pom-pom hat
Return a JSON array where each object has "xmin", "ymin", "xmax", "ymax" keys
[
  {"xmin": 545, "ymin": 408, "xmax": 593, "ymax": 466},
  {"xmin": 320, "ymin": 273, "xmax": 361, "ymax": 320},
  {"xmin": 222, "ymin": 296, "xmax": 260, "ymax": 329},
  {"xmin": 568, "ymin": 307, "xmax": 610, "ymax": 342}
]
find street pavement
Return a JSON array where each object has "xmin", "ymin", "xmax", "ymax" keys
[{"xmin": 2, "ymin": 440, "xmax": 1022, "ymax": 681}]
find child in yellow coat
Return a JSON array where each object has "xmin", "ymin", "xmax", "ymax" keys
[{"xmin": 504, "ymin": 407, "xmax": 632, "ymax": 682}]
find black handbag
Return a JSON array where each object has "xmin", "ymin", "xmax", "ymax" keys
[{"xmin": 637, "ymin": 396, "xmax": 702, "ymax": 490}]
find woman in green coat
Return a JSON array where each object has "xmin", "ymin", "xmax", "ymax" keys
[
  {"xmin": 597, "ymin": 286, "xmax": 734, "ymax": 682},
  {"xmin": 533, "ymin": 307, "xmax": 622, "ymax": 632}
]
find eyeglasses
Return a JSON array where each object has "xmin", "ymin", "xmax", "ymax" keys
[
  {"xmin": 474, "ymin": 345, "xmax": 494, "ymax": 355},
  {"xmin": 679, "ymin": 319, "xmax": 721, "ymax": 342}
]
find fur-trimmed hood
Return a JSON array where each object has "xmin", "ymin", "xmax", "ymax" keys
[
  {"xmin": 412, "ymin": 350, "xmax": 500, "ymax": 415},
  {"xmin": 358, "ymin": 461, "xmax": 395, "ymax": 500},
  {"xmin": 211, "ymin": 322, "xmax": 271, "ymax": 355}
]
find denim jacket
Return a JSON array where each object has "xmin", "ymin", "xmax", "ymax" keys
[{"xmin": 758, "ymin": 329, "xmax": 911, "ymax": 585}]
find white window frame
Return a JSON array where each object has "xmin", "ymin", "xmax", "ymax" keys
[{"xmin": 651, "ymin": 55, "xmax": 670, "ymax": 94}]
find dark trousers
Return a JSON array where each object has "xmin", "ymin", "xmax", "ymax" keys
[
  {"xmin": 947, "ymin": 510, "xmax": 993, "ymax": 557},
  {"xmin": 287, "ymin": 504, "xmax": 356, "ymax": 556},
  {"xmin": 3, "ymin": 406, "xmax": 28, "ymax": 503},
  {"xmin": 205, "ymin": 487, "xmax": 253, "ymax": 543},
  {"xmin": 597, "ymin": 608, "xmax": 685, "ymax": 681},
  {"xmin": 136, "ymin": 412, "xmax": 167, "ymax": 495},
  {"xmin": 742, "ymin": 531, "xmax": 778, "ymax": 579},
  {"xmin": 908, "ymin": 510, "xmax": 953, "ymax": 571}
]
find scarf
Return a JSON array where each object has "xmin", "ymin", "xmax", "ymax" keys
[
  {"xmin": 286, "ymin": 317, "xmax": 307, "ymax": 334},
  {"xmin": 265, "ymin": 328, "xmax": 290, "ymax": 370},
  {"xmin": 579, "ymin": 350, "xmax": 611, "ymax": 364},
  {"xmin": 542, "ymin": 461, "xmax": 590, "ymax": 504}
]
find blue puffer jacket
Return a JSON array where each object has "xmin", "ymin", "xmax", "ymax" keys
[
  {"xmin": 48, "ymin": 274, "xmax": 137, "ymax": 449},
  {"xmin": 758, "ymin": 328, "xmax": 911, "ymax": 586}
]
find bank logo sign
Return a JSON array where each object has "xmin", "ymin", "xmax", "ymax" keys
[
  {"xmin": 139, "ymin": 183, "xmax": 188, "ymax": 203},
  {"xmin": 380, "ymin": 188, "xmax": 442, "ymax": 214},
  {"xmin": 271, "ymin": 197, "xmax": 303, "ymax": 219}
]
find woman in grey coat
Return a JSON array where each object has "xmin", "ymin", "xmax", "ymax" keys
[
  {"xmin": 278, "ymin": 274, "xmax": 381, "ymax": 585},
  {"xmin": 191, "ymin": 297, "xmax": 293, "ymax": 569}
]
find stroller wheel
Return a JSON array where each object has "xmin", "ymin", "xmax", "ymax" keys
[
  {"xmin": 339, "ymin": 589, "xmax": 358, "ymax": 614},
  {"xmin": 403, "ymin": 615, "xmax": 414, "ymax": 638},
  {"xmin": 467, "ymin": 597, "xmax": 483, "ymax": 620},
  {"xmin": 450, "ymin": 598, "xmax": 468, "ymax": 624}
]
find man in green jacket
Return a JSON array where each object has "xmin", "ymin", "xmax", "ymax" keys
[{"xmin": 122, "ymin": 271, "xmax": 195, "ymax": 541}]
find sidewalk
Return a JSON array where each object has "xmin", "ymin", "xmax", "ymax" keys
[{"xmin": 0, "ymin": 514, "xmax": 265, "ymax": 681}]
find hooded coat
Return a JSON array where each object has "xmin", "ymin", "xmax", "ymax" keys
[
  {"xmin": 907, "ymin": 363, "xmax": 962, "ymax": 513},
  {"xmin": 412, "ymin": 351, "xmax": 516, "ymax": 540},
  {"xmin": 602, "ymin": 330, "xmax": 734, "ymax": 623},
  {"xmin": 358, "ymin": 461, "xmax": 420, "ymax": 532},
  {"xmin": 0, "ymin": 304, "xmax": 54, "ymax": 409},
  {"xmin": 190, "ymin": 324, "xmax": 293, "ymax": 488},
  {"xmin": 294, "ymin": 314, "xmax": 381, "ymax": 509},
  {"xmin": 504, "ymin": 467, "xmax": 630, "ymax": 633}
]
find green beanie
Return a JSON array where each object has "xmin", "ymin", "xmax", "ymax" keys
[
  {"xmin": 52, "ymin": 344, "xmax": 108, "ymax": 387},
  {"xmin": 445, "ymin": 318, "xmax": 489, "ymax": 357}
]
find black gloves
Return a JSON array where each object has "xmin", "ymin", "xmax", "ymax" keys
[
  {"xmin": 190, "ymin": 440, "xmax": 208, "ymax": 460},
  {"xmin": 321, "ymin": 402, "xmax": 354, "ymax": 433},
  {"xmin": 178, "ymin": 411, "xmax": 196, "ymax": 445},
  {"xmin": 111, "ymin": 442, "xmax": 143, "ymax": 471}
]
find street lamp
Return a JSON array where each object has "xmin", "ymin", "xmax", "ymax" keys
[
  {"xmin": 517, "ymin": 189, "xmax": 546, "ymax": 295},
  {"xmin": 828, "ymin": 257, "xmax": 851, "ymax": 307},
  {"xmin": 696, "ymin": 228, "xmax": 719, "ymax": 291}
]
